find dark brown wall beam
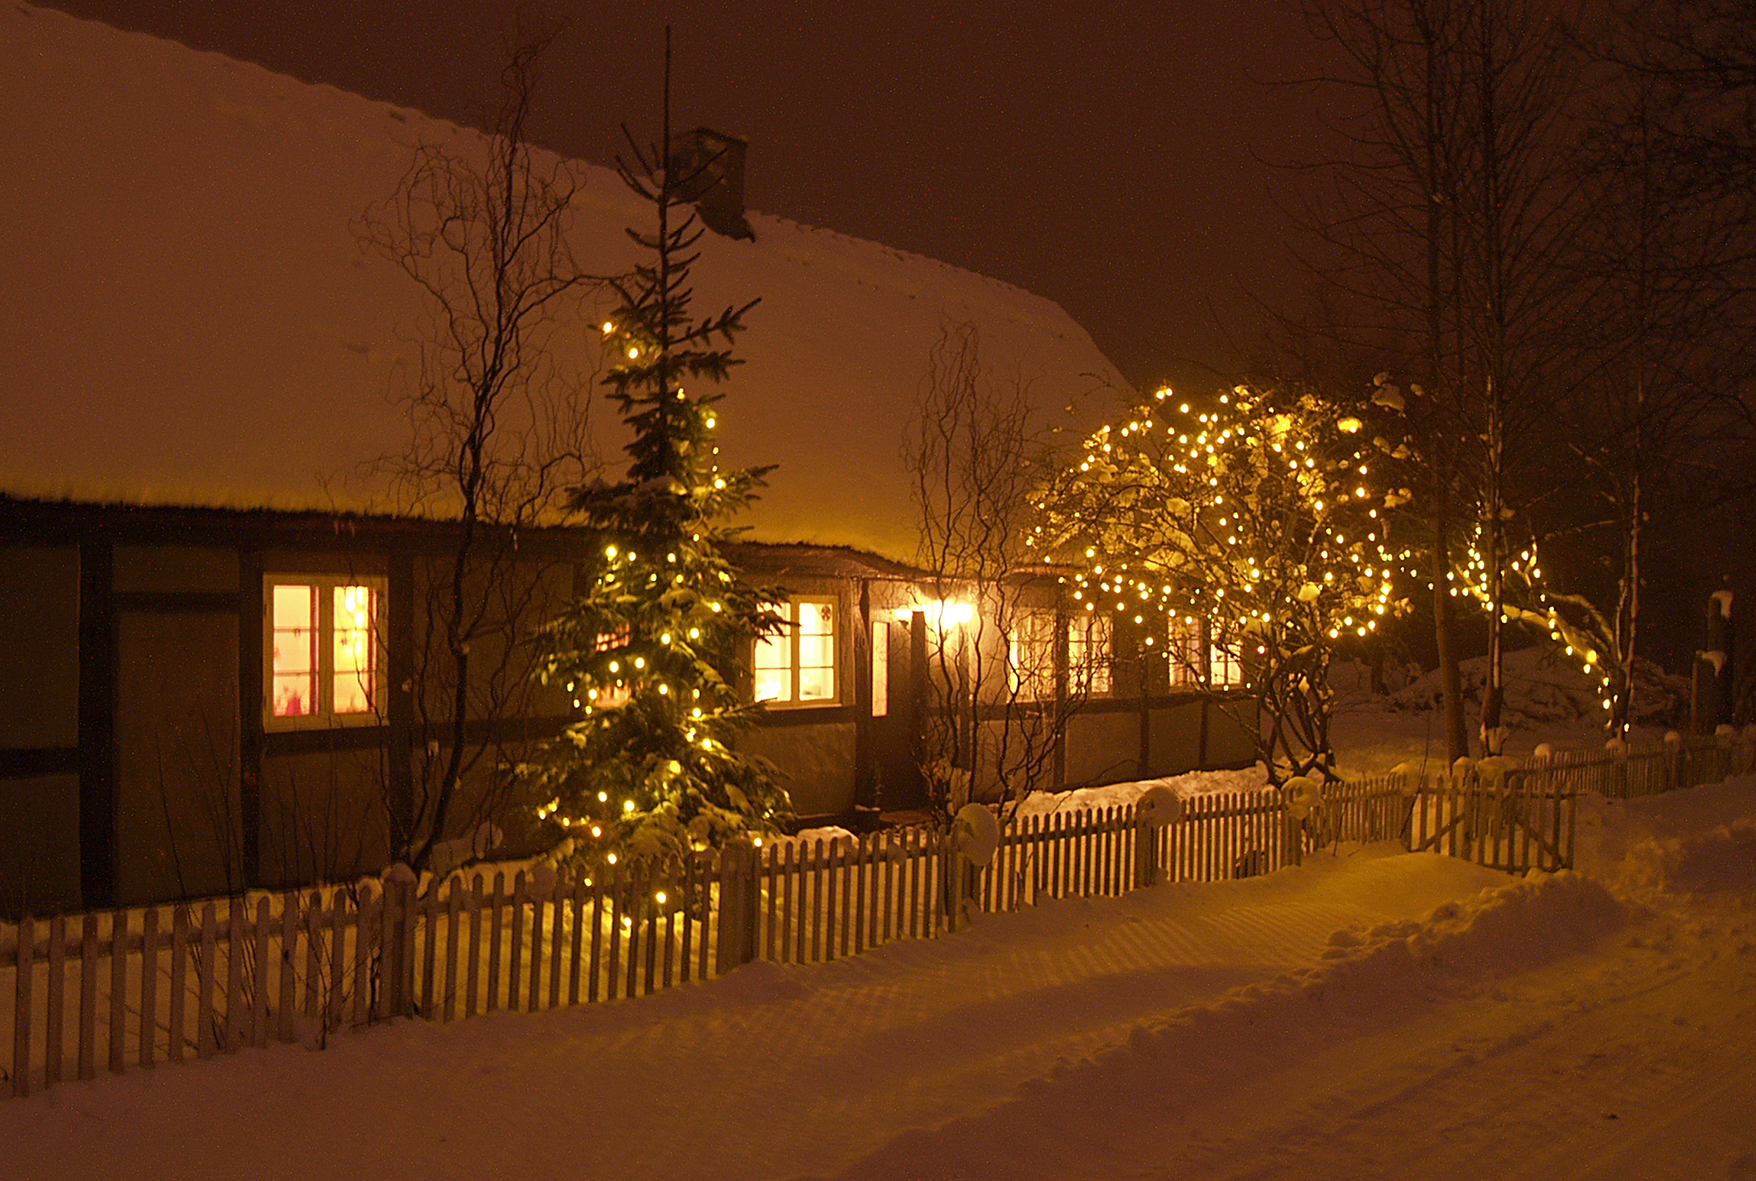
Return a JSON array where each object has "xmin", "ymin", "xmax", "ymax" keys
[
  {"xmin": 1, "ymin": 499, "xmax": 592, "ymax": 561},
  {"xmin": 260, "ymin": 714, "xmax": 571, "ymax": 759},
  {"xmin": 386, "ymin": 549, "xmax": 414, "ymax": 843},
  {"xmin": 852, "ymin": 579, "xmax": 874, "ymax": 810},
  {"xmin": 77, "ymin": 535, "xmax": 115, "ymax": 909},
  {"xmin": 0, "ymin": 747, "xmax": 79, "ymax": 778},
  {"xmin": 750, "ymin": 705, "xmax": 858, "ymax": 729},
  {"xmin": 238, "ymin": 547, "xmax": 263, "ymax": 886},
  {"xmin": 113, "ymin": 590, "xmax": 241, "ymax": 613}
]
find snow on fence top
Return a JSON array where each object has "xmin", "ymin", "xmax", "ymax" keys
[{"xmin": 0, "ymin": 2, "xmax": 1129, "ymax": 564}]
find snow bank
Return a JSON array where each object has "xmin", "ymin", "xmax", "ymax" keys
[
  {"xmin": 1574, "ymin": 775, "xmax": 1756, "ymax": 897},
  {"xmin": 1390, "ymin": 645, "xmax": 1686, "ymax": 727},
  {"xmin": 1012, "ymin": 764, "xmax": 1271, "ymax": 818}
]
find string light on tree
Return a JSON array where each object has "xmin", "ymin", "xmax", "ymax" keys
[
  {"xmin": 1037, "ymin": 383, "xmax": 1411, "ymax": 782},
  {"xmin": 1451, "ymin": 531, "xmax": 1633, "ymax": 736}
]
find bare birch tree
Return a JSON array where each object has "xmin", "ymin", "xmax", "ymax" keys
[
  {"xmin": 359, "ymin": 24, "xmax": 603, "ymax": 872},
  {"xmin": 1297, "ymin": 0, "xmax": 1585, "ymax": 755},
  {"xmin": 905, "ymin": 324, "xmax": 1092, "ymax": 823}
]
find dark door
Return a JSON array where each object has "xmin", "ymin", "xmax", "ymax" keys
[{"xmin": 868, "ymin": 613, "xmax": 926, "ymax": 811}]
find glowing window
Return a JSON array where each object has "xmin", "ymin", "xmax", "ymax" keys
[
  {"xmin": 871, "ymin": 620, "xmax": 889, "ymax": 717},
  {"xmin": 753, "ymin": 597, "xmax": 839, "ymax": 707},
  {"xmin": 1209, "ymin": 633, "xmax": 1245, "ymax": 687},
  {"xmin": 1167, "ymin": 616, "xmax": 1204, "ymax": 687},
  {"xmin": 1008, "ymin": 609, "xmax": 1059, "ymax": 701},
  {"xmin": 1068, "ymin": 613, "xmax": 1113, "ymax": 696},
  {"xmin": 265, "ymin": 575, "xmax": 385, "ymax": 726}
]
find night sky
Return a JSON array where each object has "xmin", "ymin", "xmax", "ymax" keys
[{"xmin": 46, "ymin": 0, "xmax": 1347, "ymax": 394}]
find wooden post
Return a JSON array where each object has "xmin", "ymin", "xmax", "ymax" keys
[
  {"xmin": 1693, "ymin": 590, "xmax": 1736, "ymax": 733},
  {"xmin": 80, "ymin": 912, "xmax": 100, "ymax": 1077},
  {"xmin": 944, "ymin": 849, "xmax": 968, "ymax": 933},
  {"xmin": 1134, "ymin": 816, "xmax": 1158, "ymax": 888},
  {"xmin": 715, "ymin": 840, "xmax": 758, "ymax": 973},
  {"xmin": 12, "ymin": 915, "xmax": 32, "ymax": 1098},
  {"xmin": 46, "ymin": 913, "xmax": 65, "ymax": 1087},
  {"xmin": 108, "ymin": 909, "xmax": 127, "ymax": 1072}
]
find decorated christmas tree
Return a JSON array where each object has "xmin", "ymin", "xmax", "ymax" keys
[{"xmin": 524, "ymin": 39, "xmax": 791, "ymax": 867}]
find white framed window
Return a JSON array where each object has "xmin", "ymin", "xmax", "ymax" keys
[
  {"xmin": 1007, "ymin": 609, "xmax": 1059, "ymax": 701},
  {"xmin": 1167, "ymin": 616, "xmax": 1204, "ymax": 686},
  {"xmin": 264, "ymin": 575, "xmax": 386, "ymax": 727},
  {"xmin": 1209, "ymin": 632, "xmax": 1245, "ymax": 687},
  {"xmin": 1068, "ymin": 612, "xmax": 1113, "ymax": 696},
  {"xmin": 754, "ymin": 597, "xmax": 839, "ymax": 707}
]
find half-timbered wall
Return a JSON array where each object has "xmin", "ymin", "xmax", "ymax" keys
[
  {"xmin": 1, "ymin": 508, "xmax": 1256, "ymax": 912},
  {"xmin": 0, "ymin": 545, "xmax": 82, "ymax": 914}
]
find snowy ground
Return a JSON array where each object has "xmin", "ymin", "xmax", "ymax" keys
[{"xmin": 4, "ymin": 709, "xmax": 1754, "ymax": 1180}]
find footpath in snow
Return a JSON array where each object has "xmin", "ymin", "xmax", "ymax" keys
[{"xmin": 4, "ymin": 779, "xmax": 1754, "ymax": 1181}]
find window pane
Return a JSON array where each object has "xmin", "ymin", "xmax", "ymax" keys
[
  {"xmin": 798, "ymin": 632, "xmax": 834, "ymax": 669},
  {"xmin": 1211, "ymin": 641, "xmax": 1243, "ymax": 687},
  {"xmin": 333, "ymin": 585, "xmax": 377, "ymax": 714},
  {"xmin": 754, "ymin": 658, "xmax": 791, "ymax": 703},
  {"xmin": 753, "ymin": 631, "xmax": 790, "ymax": 668},
  {"xmin": 1010, "ymin": 610, "xmax": 1055, "ymax": 700},
  {"xmin": 798, "ymin": 600, "xmax": 834, "ymax": 700},
  {"xmin": 1090, "ymin": 616, "xmax": 1113, "ymax": 695},
  {"xmin": 755, "ymin": 602, "xmax": 791, "ymax": 703},
  {"xmin": 800, "ymin": 601, "xmax": 833, "ymax": 636},
  {"xmin": 871, "ymin": 620, "xmax": 888, "ymax": 717},
  {"xmin": 1169, "ymin": 617, "xmax": 1202, "ymax": 686},
  {"xmin": 1068, "ymin": 613, "xmax": 1113, "ymax": 697},
  {"xmin": 271, "ymin": 584, "xmax": 317, "ymax": 717},
  {"xmin": 799, "ymin": 666, "xmax": 834, "ymax": 700}
]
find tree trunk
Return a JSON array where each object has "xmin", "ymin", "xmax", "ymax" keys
[{"xmin": 1433, "ymin": 511, "xmax": 1469, "ymax": 762}]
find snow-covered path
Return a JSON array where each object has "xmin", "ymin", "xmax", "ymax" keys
[
  {"xmin": 831, "ymin": 890, "xmax": 1756, "ymax": 1180},
  {"xmin": 4, "ymin": 780, "xmax": 1753, "ymax": 1181}
]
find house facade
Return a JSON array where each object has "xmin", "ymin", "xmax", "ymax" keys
[
  {"xmin": 0, "ymin": 4, "xmax": 1254, "ymax": 915},
  {"xmin": 0, "ymin": 502, "xmax": 1254, "ymax": 916}
]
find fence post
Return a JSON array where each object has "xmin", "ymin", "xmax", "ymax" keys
[
  {"xmin": 714, "ymin": 840, "xmax": 758, "ymax": 974},
  {"xmin": 380, "ymin": 883, "xmax": 400, "ymax": 1019},
  {"xmin": 1133, "ymin": 822, "xmax": 1158, "ymax": 888},
  {"xmin": 944, "ymin": 850, "xmax": 969, "ymax": 933},
  {"xmin": 12, "ymin": 915, "xmax": 32, "ymax": 1098},
  {"xmin": 1131, "ymin": 787, "xmax": 1181, "ymax": 886}
]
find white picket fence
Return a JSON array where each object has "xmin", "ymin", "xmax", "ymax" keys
[{"xmin": 5, "ymin": 730, "xmax": 1750, "ymax": 1100}]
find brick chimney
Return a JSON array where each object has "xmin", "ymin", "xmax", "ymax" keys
[{"xmin": 669, "ymin": 128, "xmax": 755, "ymax": 240}]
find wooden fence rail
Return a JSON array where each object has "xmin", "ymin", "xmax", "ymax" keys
[{"xmin": 7, "ymin": 730, "xmax": 1751, "ymax": 1099}]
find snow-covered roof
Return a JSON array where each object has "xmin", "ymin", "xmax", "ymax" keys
[{"xmin": 0, "ymin": 3, "xmax": 1128, "ymax": 564}]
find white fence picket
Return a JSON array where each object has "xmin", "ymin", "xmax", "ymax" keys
[{"xmin": 6, "ymin": 731, "xmax": 1747, "ymax": 1100}]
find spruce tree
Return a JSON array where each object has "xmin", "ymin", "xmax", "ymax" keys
[{"xmin": 526, "ymin": 33, "xmax": 790, "ymax": 866}]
